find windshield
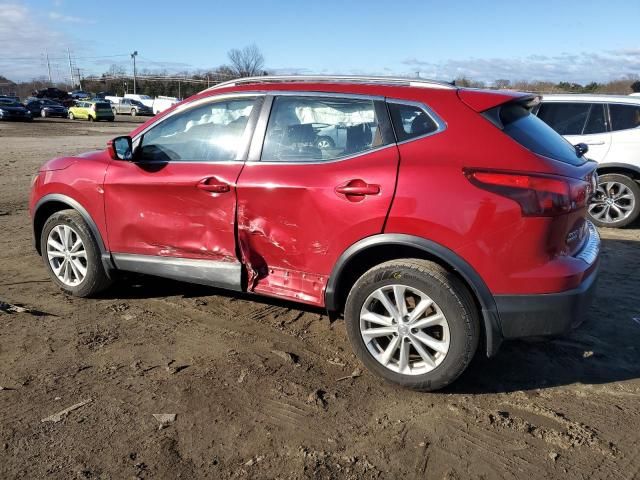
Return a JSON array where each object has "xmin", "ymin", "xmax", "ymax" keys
[
  {"xmin": 0, "ymin": 99, "xmax": 21, "ymax": 107},
  {"xmin": 486, "ymin": 103, "xmax": 585, "ymax": 166}
]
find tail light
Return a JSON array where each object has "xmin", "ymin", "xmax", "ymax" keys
[{"xmin": 464, "ymin": 169, "xmax": 589, "ymax": 217}]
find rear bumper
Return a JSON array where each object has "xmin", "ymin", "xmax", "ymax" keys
[{"xmin": 494, "ymin": 262, "xmax": 599, "ymax": 339}]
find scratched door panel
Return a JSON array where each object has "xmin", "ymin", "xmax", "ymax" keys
[
  {"xmin": 104, "ymin": 161, "xmax": 243, "ymax": 261},
  {"xmin": 235, "ymin": 146, "xmax": 399, "ymax": 306}
]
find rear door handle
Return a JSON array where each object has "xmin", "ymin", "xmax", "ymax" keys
[
  {"xmin": 335, "ymin": 179, "xmax": 380, "ymax": 197},
  {"xmin": 197, "ymin": 177, "xmax": 230, "ymax": 193},
  {"xmin": 585, "ymin": 141, "xmax": 605, "ymax": 145}
]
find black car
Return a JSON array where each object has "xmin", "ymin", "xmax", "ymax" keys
[
  {"xmin": 25, "ymin": 98, "xmax": 68, "ymax": 118},
  {"xmin": 0, "ymin": 99, "xmax": 33, "ymax": 121},
  {"xmin": 32, "ymin": 88, "xmax": 73, "ymax": 107}
]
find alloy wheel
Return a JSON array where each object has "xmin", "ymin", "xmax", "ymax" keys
[
  {"xmin": 589, "ymin": 181, "xmax": 636, "ymax": 224},
  {"xmin": 46, "ymin": 224, "xmax": 88, "ymax": 287},
  {"xmin": 359, "ymin": 284, "xmax": 450, "ymax": 375}
]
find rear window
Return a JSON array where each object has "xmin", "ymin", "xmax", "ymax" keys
[
  {"xmin": 609, "ymin": 104, "xmax": 640, "ymax": 131},
  {"xmin": 486, "ymin": 103, "xmax": 585, "ymax": 166},
  {"xmin": 95, "ymin": 102, "xmax": 111, "ymax": 109}
]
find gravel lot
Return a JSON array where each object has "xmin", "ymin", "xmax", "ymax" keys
[{"xmin": 1, "ymin": 117, "xmax": 639, "ymax": 479}]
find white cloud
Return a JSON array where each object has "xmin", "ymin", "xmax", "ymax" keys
[
  {"xmin": 0, "ymin": 3, "xmax": 74, "ymax": 81},
  {"xmin": 402, "ymin": 49, "xmax": 640, "ymax": 84},
  {"xmin": 49, "ymin": 11, "xmax": 93, "ymax": 23}
]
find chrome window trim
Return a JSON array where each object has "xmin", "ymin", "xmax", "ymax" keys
[
  {"xmin": 386, "ymin": 98, "xmax": 448, "ymax": 145},
  {"xmin": 130, "ymin": 91, "xmax": 447, "ymax": 167}
]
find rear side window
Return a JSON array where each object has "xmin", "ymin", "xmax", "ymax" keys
[
  {"xmin": 261, "ymin": 96, "xmax": 389, "ymax": 162},
  {"xmin": 536, "ymin": 102, "xmax": 590, "ymax": 135},
  {"xmin": 387, "ymin": 102, "xmax": 439, "ymax": 142},
  {"xmin": 488, "ymin": 103, "xmax": 585, "ymax": 166},
  {"xmin": 609, "ymin": 104, "xmax": 640, "ymax": 131}
]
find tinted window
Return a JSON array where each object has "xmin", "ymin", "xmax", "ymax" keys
[
  {"xmin": 609, "ymin": 104, "xmax": 640, "ymax": 131},
  {"xmin": 536, "ymin": 102, "xmax": 590, "ymax": 135},
  {"xmin": 138, "ymin": 97, "xmax": 258, "ymax": 162},
  {"xmin": 95, "ymin": 102, "xmax": 111, "ymax": 109},
  {"xmin": 583, "ymin": 104, "xmax": 607, "ymax": 134},
  {"xmin": 490, "ymin": 103, "xmax": 584, "ymax": 166},
  {"xmin": 261, "ymin": 96, "xmax": 387, "ymax": 162},
  {"xmin": 388, "ymin": 102, "xmax": 438, "ymax": 141}
]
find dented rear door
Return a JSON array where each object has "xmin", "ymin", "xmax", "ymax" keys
[{"xmin": 235, "ymin": 93, "xmax": 399, "ymax": 306}]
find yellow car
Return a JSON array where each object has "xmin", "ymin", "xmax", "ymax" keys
[{"xmin": 68, "ymin": 100, "xmax": 115, "ymax": 122}]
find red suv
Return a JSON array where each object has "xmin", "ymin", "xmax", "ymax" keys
[{"xmin": 29, "ymin": 76, "xmax": 600, "ymax": 391}]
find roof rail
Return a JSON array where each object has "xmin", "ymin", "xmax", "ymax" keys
[{"xmin": 201, "ymin": 75, "xmax": 456, "ymax": 93}]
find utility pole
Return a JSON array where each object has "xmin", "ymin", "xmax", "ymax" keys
[
  {"xmin": 76, "ymin": 68, "xmax": 83, "ymax": 90},
  {"xmin": 131, "ymin": 51, "xmax": 138, "ymax": 94},
  {"xmin": 46, "ymin": 52, "xmax": 52, "ymax": 84},
  {"xmin": 67, "ymin": 48, "xmax": 75, "ymax": 88}
]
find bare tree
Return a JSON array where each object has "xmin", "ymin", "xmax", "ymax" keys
[{"xmin": 227, "ymin": 44, "xmax": 265, "ymax": 78}]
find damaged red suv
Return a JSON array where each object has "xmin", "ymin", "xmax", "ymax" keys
[{"xmin": 29, "ymin": 76, "xmax": 600, "ymax": 391}]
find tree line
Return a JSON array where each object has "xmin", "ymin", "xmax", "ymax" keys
[{"xmin": 2, "ymin": 44, "xmax": 640, "ymax": 99}]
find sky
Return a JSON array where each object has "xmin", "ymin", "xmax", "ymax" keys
[{"xmin": 1, "ymin": 0, "xmax": 640, "ymax": 84}]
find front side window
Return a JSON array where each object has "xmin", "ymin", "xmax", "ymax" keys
[
  {"xmin": 387, "ymin": 102, "xmax": 439, "ymax": 141},
  {"xmin": 261, "ymin": 96, "xmax": 387, "ymax": 162},
  {"xmin": 609, "ymin": 104, "xmax": 640, "ymax": 132},
  {"xmin": 137, "ymin": 97, "xmax": 258, "ymax": 162}
]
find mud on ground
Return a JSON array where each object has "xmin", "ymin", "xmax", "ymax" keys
[{"xmin": 1, "ymin": 118, "xmax": 639, "ymax": 479}]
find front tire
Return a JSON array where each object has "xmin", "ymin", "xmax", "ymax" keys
[
  {"xmin": 344, "ymin": 259, "xmax": 479, "ymax": 391},
  {"xmin": 589, "ymin": 173, "xmax": 640, "ymax": 228},
  {"xmin": 40, "ymin": 209, "xmax": 112, "ymax": 297},
  {"xmin": 131, "ymin": 108, "xmax": 137, "ymax": 117},
  {"xmin": 68, "ymin": 112, "xmax": 74, "ymax": 120},
  {"xmin": 41, "ymin": 109, "xmax": 47, "ymax": 118}
]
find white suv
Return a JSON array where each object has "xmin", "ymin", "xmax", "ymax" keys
[{"xmin": 535, "ymin": 95, "xmax": 640, "ymax": 227}]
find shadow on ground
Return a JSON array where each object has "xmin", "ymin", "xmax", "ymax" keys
[{"xmin": 101, "ymin": 237, "xmax": 640, "ymax": 394}]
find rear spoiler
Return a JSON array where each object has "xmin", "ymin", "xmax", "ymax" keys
[{"xmin": 457, "ymin": 88, "xmax": 540, "ymax": 112}]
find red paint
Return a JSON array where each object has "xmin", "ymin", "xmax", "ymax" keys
[
  {"xmin": 236, "ymin": 146, "xmax": 399, "ymax": 305},
  {"xmin": 103, "ymin": 161, "xmax": 243, "ymax": 261},
  {"xmin": 29, "ymin": 78, "xmax": 599, "ymax": 310}
]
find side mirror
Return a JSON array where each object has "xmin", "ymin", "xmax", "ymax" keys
[
  {"xmin": 574, "ymin": 143, "xmax": 589, "ymax": 158},
  {"xmin": 107, "ymin": 136, "xmax": 133, "ymax": 161}
]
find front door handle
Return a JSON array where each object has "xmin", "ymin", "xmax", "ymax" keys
[
  {"xmin": 585, "ymin": 140, "xmax": 605, "ymax": 145},
  {"xmin": 335, "ymin": 179, "xmax": 380, "ymax": 198},
  {"xmin": 197, "ymin": 177, "xmax": 230, "ymax": 193}
]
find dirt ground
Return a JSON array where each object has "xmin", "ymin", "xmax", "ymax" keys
[{"xmin": 0, "ymin": 117, "xmax": 639, "ymax": 480}]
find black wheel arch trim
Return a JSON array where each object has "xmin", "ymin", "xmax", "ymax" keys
[
  {"xmin": 325, "ymin": 233, "xmax": 503, "ymax": 357},
  {"xmin": 596, "ymin": 163, "xmax": 640, "ymax": 177},
  {"xmin": 33, "ymin": 193, "xmax": 116, "ymax": 276}
]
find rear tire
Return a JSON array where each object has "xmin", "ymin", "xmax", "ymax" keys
[
  {"xmin": 589, "ymin": 173, "xmax": 640, "ymax": 228},
  {"xmin": 88, "ymin": 115, "xmax": 94, "ymax": 122},
  {"xmin": 40, "ymin": 209, "xmax": 112, "ymax": 297},
  {"xmin": 344, "ymin": 259, "xmax": 479, "ymax": 391}
]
